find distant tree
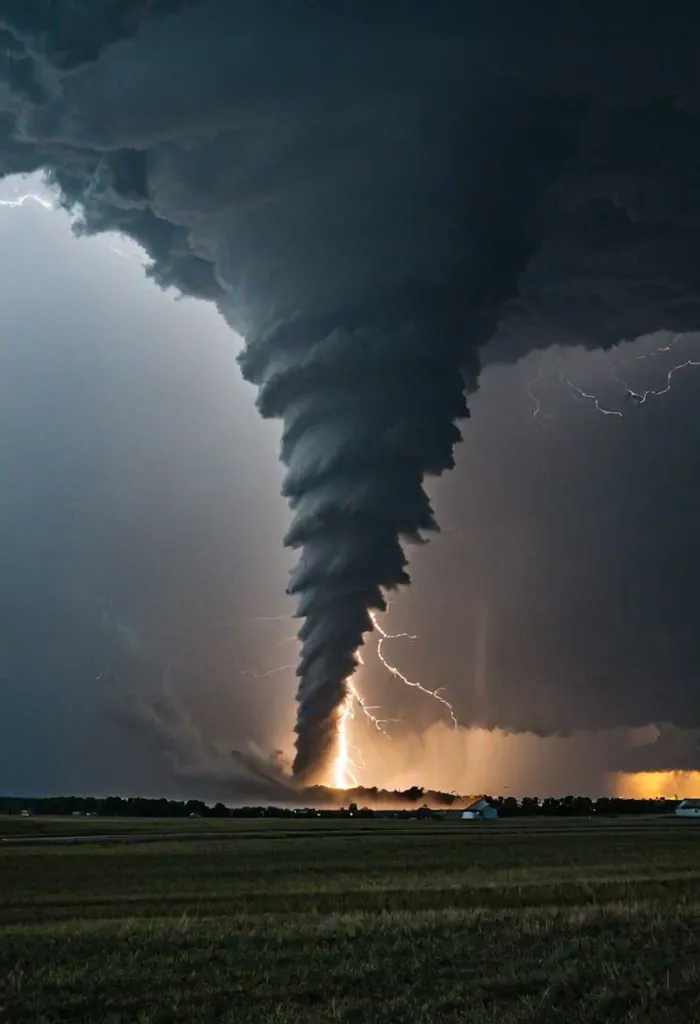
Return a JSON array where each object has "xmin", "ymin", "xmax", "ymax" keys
[
  {"xmin": 402, "ymin": 787, "xmax": 424, "ymax": 803},
  {"xmin": 573, "ymin": 796, "xmax": 593, "ymax": 816},
  {"xmin": 500, "ymin": 796, "xmax": 519, "ymax": 818}
]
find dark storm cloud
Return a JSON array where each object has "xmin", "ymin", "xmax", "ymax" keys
[
  {"xmin": 392, "ymin": 334, "xmax": 700, "ymax": 765},
  {"xmin": 617, "ymin": 727, "xmax": 700, "ymax": 774},
  {"xmin": 1, "ymin": 2, "xmax": 700, "ymax": 781}
]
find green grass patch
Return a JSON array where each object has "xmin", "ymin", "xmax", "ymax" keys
[{"xmin": 2, "ymin": 820, "xmax": 700, "ymax": 1022}]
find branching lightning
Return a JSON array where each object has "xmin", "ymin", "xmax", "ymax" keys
[
  {"xmin": 559, "ymin": 371, "xmax": 623, "ymax": 417},
  {"xmin": 614, "ymin": 355, "xmax": 700, "ymax": 406},
  {"xmin": 370, "ymin": 610, "xmax": 459, "ymax": 728},
  {"xmin": 521, "ymin": 334, "xmax": 700, "ymax": 425},
  {"xmin": 557, "ymin": 333, "xmax": 700, "ymax": 419},
  {"xmin": 348, "ymin": 670, "xmax": 396, "ymax": 739},
  {"xmin": 332, "ymin": 683, "xmax": 379, "ymax": 790},
  {"xmin": 332, "ymin": 610, "xmax": 458, "ymax": 788}
]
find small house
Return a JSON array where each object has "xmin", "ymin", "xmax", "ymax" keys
[
  {"xmin": 461, "ymin": 798, "xmax": 498, "ymax": 821},
  {"xmin": 675, "ymin": 799, "xmax": 700, "ymax": 817}
]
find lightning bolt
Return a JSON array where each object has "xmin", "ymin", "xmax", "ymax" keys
[
  {"xmin": 0, "ymin": 183, "xmax": 146, "ymax": 265},
  {"xmin": 559, "ymin": 371, "xmax": 623, "ymax": 417},
  {"xmin": 240, "ymin": 603, "xmax": 456, "ymax": 789},
  {"xmin": 0, "ymin": 193, "xmax": 53, "ymax": 211},
  {"xmin": 240, "ymin": 663, "xmax": 297, "ymax": 679},
  {"xmin": 348, "ymin": 668, "xmax": 396, "ymax": 739},
  {"xmin": 334, "ymin": 607, "xmax": 456, "ymax": 788},
  {"xmin": 370, "ymin": 610, "xmax": 459, "ymax": 728},
  {"xmin": 240, "ymin": 610, "xmax": 396, "ymax": 740},
  {"xmin": 524, "ymin": 356, "xmax": 555, "ymax": 424},
  {"xmin": 334, "ymin": 683, "xmax": 388, "ymax": 790},
  {"xmin": 618, "ymin": 332, "xmax": 683, "ymax": 365},
  {"xmin": 526, "ymin": 375, "xmax": 544, "ymax": 421},
  {"xmin": 614, "ymin": 356, "xmax": 700, "ymax": 406},
  {"xmin": 556, "ymin": 333, "xmax": 700, "ymax": 419},
  {"xmin": 333, "ymin": 697, "xmax": 360, "ymax": 789}
]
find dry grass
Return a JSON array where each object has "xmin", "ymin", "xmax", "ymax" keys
[{"xmin": 1, "ymin": 818, "xmax": 700, "ymax": 1022}]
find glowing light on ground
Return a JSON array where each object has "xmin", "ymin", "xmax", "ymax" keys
[{"xmin": 333, "ymin": 693, "xmax": 359, "ymax": 789}]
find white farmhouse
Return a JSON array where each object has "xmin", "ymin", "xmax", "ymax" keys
[
  {"xmin": 461, "ymin": 798, "xmax": 498, "ymax": 820},
  {"xmin": 675, "ymin": 799, "xmax": 700, "ymax": 817}
]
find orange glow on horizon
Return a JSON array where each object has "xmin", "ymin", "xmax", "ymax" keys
[
  {"xmin": 612, "ymin": 770, "xmax": 700, "ymax": 800},
  {"xmin": 314, "ymin": 701, "xmax": 700, "ymax": 801}
]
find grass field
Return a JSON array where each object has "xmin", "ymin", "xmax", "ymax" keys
[{"xmin": 2, "ymin": 816, "xmax": 700, "ymax": 1022}]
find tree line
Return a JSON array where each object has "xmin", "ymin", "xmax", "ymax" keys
[{"xmin": 0, "ymin": 792, "xmax": 679, "ymax": 818}]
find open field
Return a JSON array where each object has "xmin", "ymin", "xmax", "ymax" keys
[
  {"xmin": 0, "ymin": 811, "xmax": 694, "ymax": 840},
  {"xmin": 2, "ymin": 817, "xmax": 700, "ymax": 1022}
]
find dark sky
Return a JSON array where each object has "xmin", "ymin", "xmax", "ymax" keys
[
  {"xmin": 3, "ymin": 179, "xmax": 700, "ymax": 799},
  {"xmin": 2, "ymin": 3, "xmax": 700, "ymax": 799},
  {"xmin": 0, "ymin": 181, "xmax": 296, "ymax": 799}
]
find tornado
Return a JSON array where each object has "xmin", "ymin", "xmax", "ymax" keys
[{"xmin": 1, "ymin": 1, "xmax": 700, "ymax": 782}]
